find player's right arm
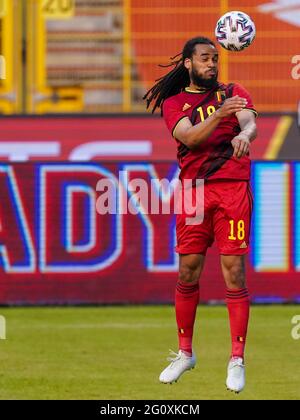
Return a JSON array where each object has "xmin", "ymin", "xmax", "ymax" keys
[{"xmin": 171, "ymin": 96, "xmax": 247, "ymax": 150}]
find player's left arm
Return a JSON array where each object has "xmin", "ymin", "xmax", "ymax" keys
[{"xmin": 232, "ymin": 109, "xmax": 257, "ymax": 159}]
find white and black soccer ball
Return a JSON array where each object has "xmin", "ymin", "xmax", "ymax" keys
[{"xmin": 215, "ymin": 11, "xmax": 256, "ymax": 52}]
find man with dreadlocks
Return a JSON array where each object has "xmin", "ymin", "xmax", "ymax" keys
[{"xmin": 144, "ymin": 37, "xmax": 257, "ymax": 394}]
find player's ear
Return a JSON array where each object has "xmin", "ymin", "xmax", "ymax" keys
[{"xmin": 184, "ymin": 58, "xmax": 192, "ymax": 70}]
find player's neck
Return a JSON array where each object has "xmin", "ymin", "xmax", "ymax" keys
[{"xmin": 186, "ymin": 84, "xmax": 208, "ymax": 93}]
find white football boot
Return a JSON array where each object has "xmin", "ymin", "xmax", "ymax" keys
[
  {"xmin": 159, "ymin": 350, "xmax": 196, "ymax": 384},
  {"xmin": 226, "ymin": 357, "xmax": 245, "ymax": 394}
]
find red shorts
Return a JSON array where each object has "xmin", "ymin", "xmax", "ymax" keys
[{"xmin": 176, "ymin": 180, "xmax": 253, "ymax": 255}]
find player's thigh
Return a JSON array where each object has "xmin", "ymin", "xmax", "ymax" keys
[
  {"xmin": 179, "ymin": 254, "xmax": 206, "ymax": 284},
  {"xmin": 176, "ymin": 208, "xmax": 214, "ymax": 256},
  {"xmin": 213, "ymin": 181, "xmax": 252, "ymax": 255}
]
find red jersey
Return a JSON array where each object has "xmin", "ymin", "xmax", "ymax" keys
[{"xmin": 162, "ymin": 82, "xmax": 257, "ymax": 181}]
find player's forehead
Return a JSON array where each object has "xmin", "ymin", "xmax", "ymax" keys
[{"xmin": 193, "ymin": 44, "xmax": 218, "ymax": 59}]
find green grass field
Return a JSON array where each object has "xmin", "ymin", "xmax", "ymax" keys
[{"xmin": 0, "ymin": 305, "xmax": 299, "ymax": 400}]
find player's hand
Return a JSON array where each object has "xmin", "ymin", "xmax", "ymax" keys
[
  {"xmin": 231, "ymin": 134, "xmax": 250, "ymax": 159},
  {"xmin": 216, "ymin": 96, "xmax": 248, "ymax": 118}
]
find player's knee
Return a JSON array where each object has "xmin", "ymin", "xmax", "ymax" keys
[
  {"xmin": 223, "ymin": 262, "xmax": 246, "ymax": 288},
  {"xmin": 179, "ymin": 262, "xmax": 202, "ymax": 284}
]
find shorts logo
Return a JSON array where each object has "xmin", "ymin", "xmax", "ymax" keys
[
  {"xmin": 182, "ymin": 103, "xmax": 191, "ymax": 111},
  {"xmin": 240, "ymin": 241, "xmax": 248, "ymax": 249},
  {"xmin": 179, "ymin": 328, "xmax": 185, "ymax": 334}
]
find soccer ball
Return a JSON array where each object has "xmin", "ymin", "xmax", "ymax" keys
[{"xmin": 215, "ymin": 11, "xmax": 256, "ymax": 52}]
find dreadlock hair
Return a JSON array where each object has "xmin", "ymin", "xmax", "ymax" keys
[{"xmin": 143, "ymin": 37, "xmax": 216, "ymax": 114}]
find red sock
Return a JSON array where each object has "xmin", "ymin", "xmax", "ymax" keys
[
  {"xmin": 226, "ymin": 288, "xmax": 250, "ymax": 359},
  {"xmin": 175, "ymin": 281, "xmax": 199, "ymax": 356}
]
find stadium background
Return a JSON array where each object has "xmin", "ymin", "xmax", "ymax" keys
[{"xmin": 0, "ymin": 0, "xmax": 299, "ymax": 305}]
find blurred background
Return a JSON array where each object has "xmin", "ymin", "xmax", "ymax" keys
[
  {"xmin": 0, "ymin": 0, "xmax": 299, "ymax": 114},
  {"xmin": 0, "ymin": 0, "xmax": 299, "ymax": 304}
]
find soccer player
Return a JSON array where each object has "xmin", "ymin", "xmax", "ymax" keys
[{"xmin": 144, "ymin": 37, "xmax": 257, "ymax": 393}]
